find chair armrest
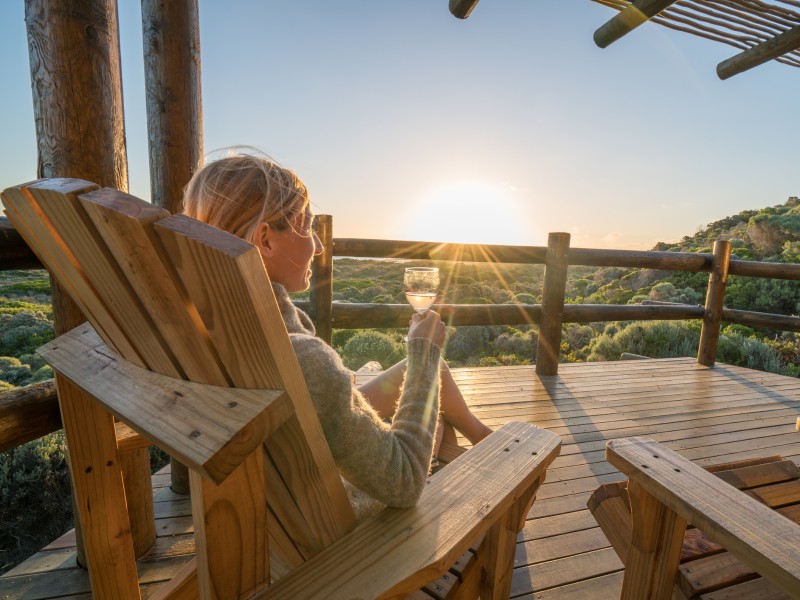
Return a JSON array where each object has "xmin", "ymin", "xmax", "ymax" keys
[
  {"xmin": 38, "ymin": 323, "xmax": 293, "ymax": 484},
  {"xmin": 606, "ymin": 437, "xmax": 800, "ymax": 600},
  {"xmin": 257, "ymin": 422, "xmax": 561, "ymax": 600}
]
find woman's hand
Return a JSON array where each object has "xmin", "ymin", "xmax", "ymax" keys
[{"xmin": 407, "ymin": 311, "xmax": 446, "ymax": 349}]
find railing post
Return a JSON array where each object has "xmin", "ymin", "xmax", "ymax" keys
[
  {"xmin": 310, "ymin": 215, "xmax": 334, "ymax": 344},
  {"xmin": 536, "ymin": 232, "xmax": 570, "ymax": 376},
  {"xmin": 697, "ymin": 240, "xmax": 731, "ymax": 367}
]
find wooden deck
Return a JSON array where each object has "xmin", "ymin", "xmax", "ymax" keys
[{"xmin": 2, "ymin": 357, "xmax": 799, "ymax": 599}]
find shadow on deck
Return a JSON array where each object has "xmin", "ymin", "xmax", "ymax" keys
[{"xmin": 2, "ymin": 357, "xmax": 799, "ymax": 599}]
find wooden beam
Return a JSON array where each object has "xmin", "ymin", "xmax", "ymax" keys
[
  {"xmin": 697, "ymin": 240, "xmax": 731, "ymax": 367},
  {"xmin": 0, "ymin": 381, "xmax": 59, "ymax": 453},
  {"xmin": 141, "ymin": 0, "xmax": 203, "ymax": 212},
  {"xmin": 717, "ymin": 25, "xmax": 800, "ymax": 80},
  {"xmin": 449, "ymin": 0, "xmax": 480, "ymax": 19},
  {"xmin": 0, "ymin": 217, "xmax": 42, "ymax": 269},
  {"xmin": 594, "ymin": 0, "xmax": 679, "ymax": 48},
  {"xmin": 309, "ymin": 215, "xmax": 333, "ymax": 344},
  {"xmin": 536, "ymin": 232, "xmax": 570, "ymax": 376}
]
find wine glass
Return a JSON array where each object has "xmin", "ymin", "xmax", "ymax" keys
[{"xmin": 404, "ymin": 267, "xmax": 439, "ymax": 314}]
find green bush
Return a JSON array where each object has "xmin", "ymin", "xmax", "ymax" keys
[
  {"xmin": 0, "ymin": 432, "xmax": 73, "ymax": 574},
  {"xmin": 587, "ymin": 321, "xmax": 700, "ymax": 361},
  {"xmin": 0, "ymin": 311, "xmax": 54, "ymax": 356},
  {"xmin": 341, "ymin": 330, "xmax": 406, "ymax": 370}
]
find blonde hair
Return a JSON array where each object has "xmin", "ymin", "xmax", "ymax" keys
[{"xmin": 181, "ymin": 150, "xmax": 309, "ymax": 244}]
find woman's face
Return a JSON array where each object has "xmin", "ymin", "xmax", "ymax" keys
[{"xmin": 257, "ymin": 207, "xmax": 323, "ymax": 292}]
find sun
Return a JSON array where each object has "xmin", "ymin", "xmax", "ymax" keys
[{"xmin": 403, "ymin": 181, "xmax": 535, "ymax": 246}]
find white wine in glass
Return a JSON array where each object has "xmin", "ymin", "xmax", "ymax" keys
[{"xmin": 404, "ymin": 267, "xmax": 439, "ymax": 314}]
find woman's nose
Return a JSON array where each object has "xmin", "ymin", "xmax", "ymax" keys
[{"xmin": 313, "ymin": 232, "xmax": 323, "ymax": 255}]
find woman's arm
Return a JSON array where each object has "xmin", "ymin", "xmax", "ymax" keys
[{"xmin": 290, "ymin": 333, "xmax": 441, "ymax": 507}]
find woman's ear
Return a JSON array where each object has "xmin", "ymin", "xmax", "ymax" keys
[{"xmin": 253, "ymin": 221, "xmax": 274, "ymax": 257}]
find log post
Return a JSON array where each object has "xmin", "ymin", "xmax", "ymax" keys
[
  {"xmin": 594, "ymin": 0, "xmax": 679, "ymax": 48},
  {"xmin": 697, "ymin": 240, "xmax": 731, "ymax": 367},
  {"xmin": 142, "ymin": 0, "xmax": 203, "ymax": 493},
  {"xmin": 717, "ymin": 26, "xmax": 800, "ymax": 80},
  {"xmin": 309, "ymin": 215, "xmax": 334, "ymax": 344},
  {"xmin": 141, "ymin": 0, "xmax": 203, "ymax": 212},
  {"xmin": 536, "ymin": 232, "xmax": 570, "ymax": 376},
  {"xmin": 25, "ymin": 0, "xmax": 154, "ymax": 563}
]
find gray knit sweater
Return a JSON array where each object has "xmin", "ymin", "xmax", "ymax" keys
[{"xmin": 273, "ymin": 284, "xmax": 441, "ymax": 515}]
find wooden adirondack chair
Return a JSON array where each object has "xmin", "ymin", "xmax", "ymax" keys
[
  {"xmin": 588, "ymin": 437, "xmax": 800, "ymax": 600},
  {"xmin": 1, "ymin": 178, "xmax": 561, "ymax": 600}
]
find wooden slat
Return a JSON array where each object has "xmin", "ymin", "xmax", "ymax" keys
[
  {"xmin": 481, "ymin": 482, "xmax": 541, "ymax": 599},
  {"xmin": 54, "ymin": 376, "xmax": 140, "ymax": 599},
  {"xmin": 1, "ymin": 180, "xmax": 137, "ymax": 360},
  {"xmin": 78, "ymin": 188, "xmax": 229, "ymax": 384},
  {"xmin": 607, "ymin": 437, "xmax": 800, "ymax": 599},
  {"xmin": 24, "ymin": 181, "xmax": 179, "ymax": 371},
  {"xmin": 37, "ymin": 324, "xmax": 291, "ymax": 484},
  {"xmin": 698, "ymin": 576, "xmax": 792, "ymax": 599},
  {"xmin": 190, "ymin": 453, "xmax": 270, "ymax": 598}
]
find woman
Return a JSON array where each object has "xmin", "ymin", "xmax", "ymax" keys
[{"xmin": 182, "ymin": 151, "xmax": 491, "ymax": 515}]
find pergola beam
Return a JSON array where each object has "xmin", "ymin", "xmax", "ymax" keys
[
  {"xmin": 449, "ymin": 0, "xmax": 480, "ymax": 19},
  {"xmin": 594, "ymin": 0, "xmax": 679, "ymax": 48},
  {"xmin": 717, "ymin": 25, "xmax": 800, "ymax": 79}
]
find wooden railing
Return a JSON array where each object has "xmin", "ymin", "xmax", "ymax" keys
[
  {"xmin": 3, "ymin": 215, "xmax": 800, "ymax": 454},
  {"xmin": 299, "ymin": 221, "xmax": 800, "ymax": 370}
]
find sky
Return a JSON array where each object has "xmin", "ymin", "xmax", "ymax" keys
[{"xmin": 0, "ymin": 1, "xmax": 798, "ymax": 250}]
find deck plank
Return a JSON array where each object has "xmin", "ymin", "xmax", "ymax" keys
[{"xmin": 3, "ymin": 357, "xmax": 799, "ymax": 599}]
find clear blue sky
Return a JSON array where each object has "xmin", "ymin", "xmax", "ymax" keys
[{"xmin": 1, "ymin": 1, "xmax": 797, "ymax": 249}]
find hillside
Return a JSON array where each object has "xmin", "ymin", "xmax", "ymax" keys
[{"xmin": 327, "ymin": 197, "xmax": 800, "ymax": 373}]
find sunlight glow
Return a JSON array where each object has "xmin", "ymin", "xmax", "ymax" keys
[{"xmin": 403, "ymin": 181, "xmax": 538, "ymax": 246}]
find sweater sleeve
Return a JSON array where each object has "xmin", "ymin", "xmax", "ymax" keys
[{"xmin": 289, "ymin": 334, "xmax": 441, "ymax": 508}]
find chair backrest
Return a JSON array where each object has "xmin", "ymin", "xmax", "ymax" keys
[{"xmin": 1, "ymin": 179, "xmax": 356, "ymax": 597}]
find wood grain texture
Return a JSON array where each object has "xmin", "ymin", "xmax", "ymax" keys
[
  {"xmin": 190, "ymin": 452, "xmax": 269, "ymax": 599},
  {"xmin": 37, "ymin": 324, "xmax": 291, "ymax": 484},
  {"xmin": 718, "ymin": 25, "xmax": 800, "ymax": 79},
  {"xmin": 698, "ymin": 240, "xmax": 731, "ymax": 367},
  {"xmin": 0, "ymin": 380, "xmax": 60, "ymax": 452},
  {"xmin": 308, "ymin": 214, "xmax": 333, "ymax": 343},
  {"xmin": 119, "ymin": 447, "xmax": 157, "ymax": 557},
  {"xmin": 55, "ymin": 376, "xmax": 140, "ymax": 598},
  {"xmin": 1, "ymin": 181, "xmax": 134, "ymax": 357},
  {"xmin": 141, "ymin": 0, "xmax": 202, "ymax": 213},
  {"xmin": 620, "ymin": 480, "xmax": 687, "ymax": 600},
  {"xmin": 481, "ymin": 482, "xmax": 541, "ymax": 599},
  {"xmin": 24, "ymin": 0, "xmax": 128, "ymax": 189},
  {"xmin": 537, "ymin": 232, "xmax": 571, "ymax": 376}
]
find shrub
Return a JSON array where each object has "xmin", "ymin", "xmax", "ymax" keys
[
  {"xmin": 0, "ymin": 432, "xmax": 73, "ymax": 574},
  {"xmin": 0, "ymin": 311, "xmax": 54, "ymax": 356},
  {"xmin": 341, "ymin": 330, "xmax": 406, "ymax": 370},
  {"xmin": 587, "ymin": 321, "xmax": 700, "ymax": 361}
]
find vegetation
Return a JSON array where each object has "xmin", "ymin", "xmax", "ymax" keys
[{"xmin": 2, "ymin": 196, "xmax": 800, "ymax": 572}]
